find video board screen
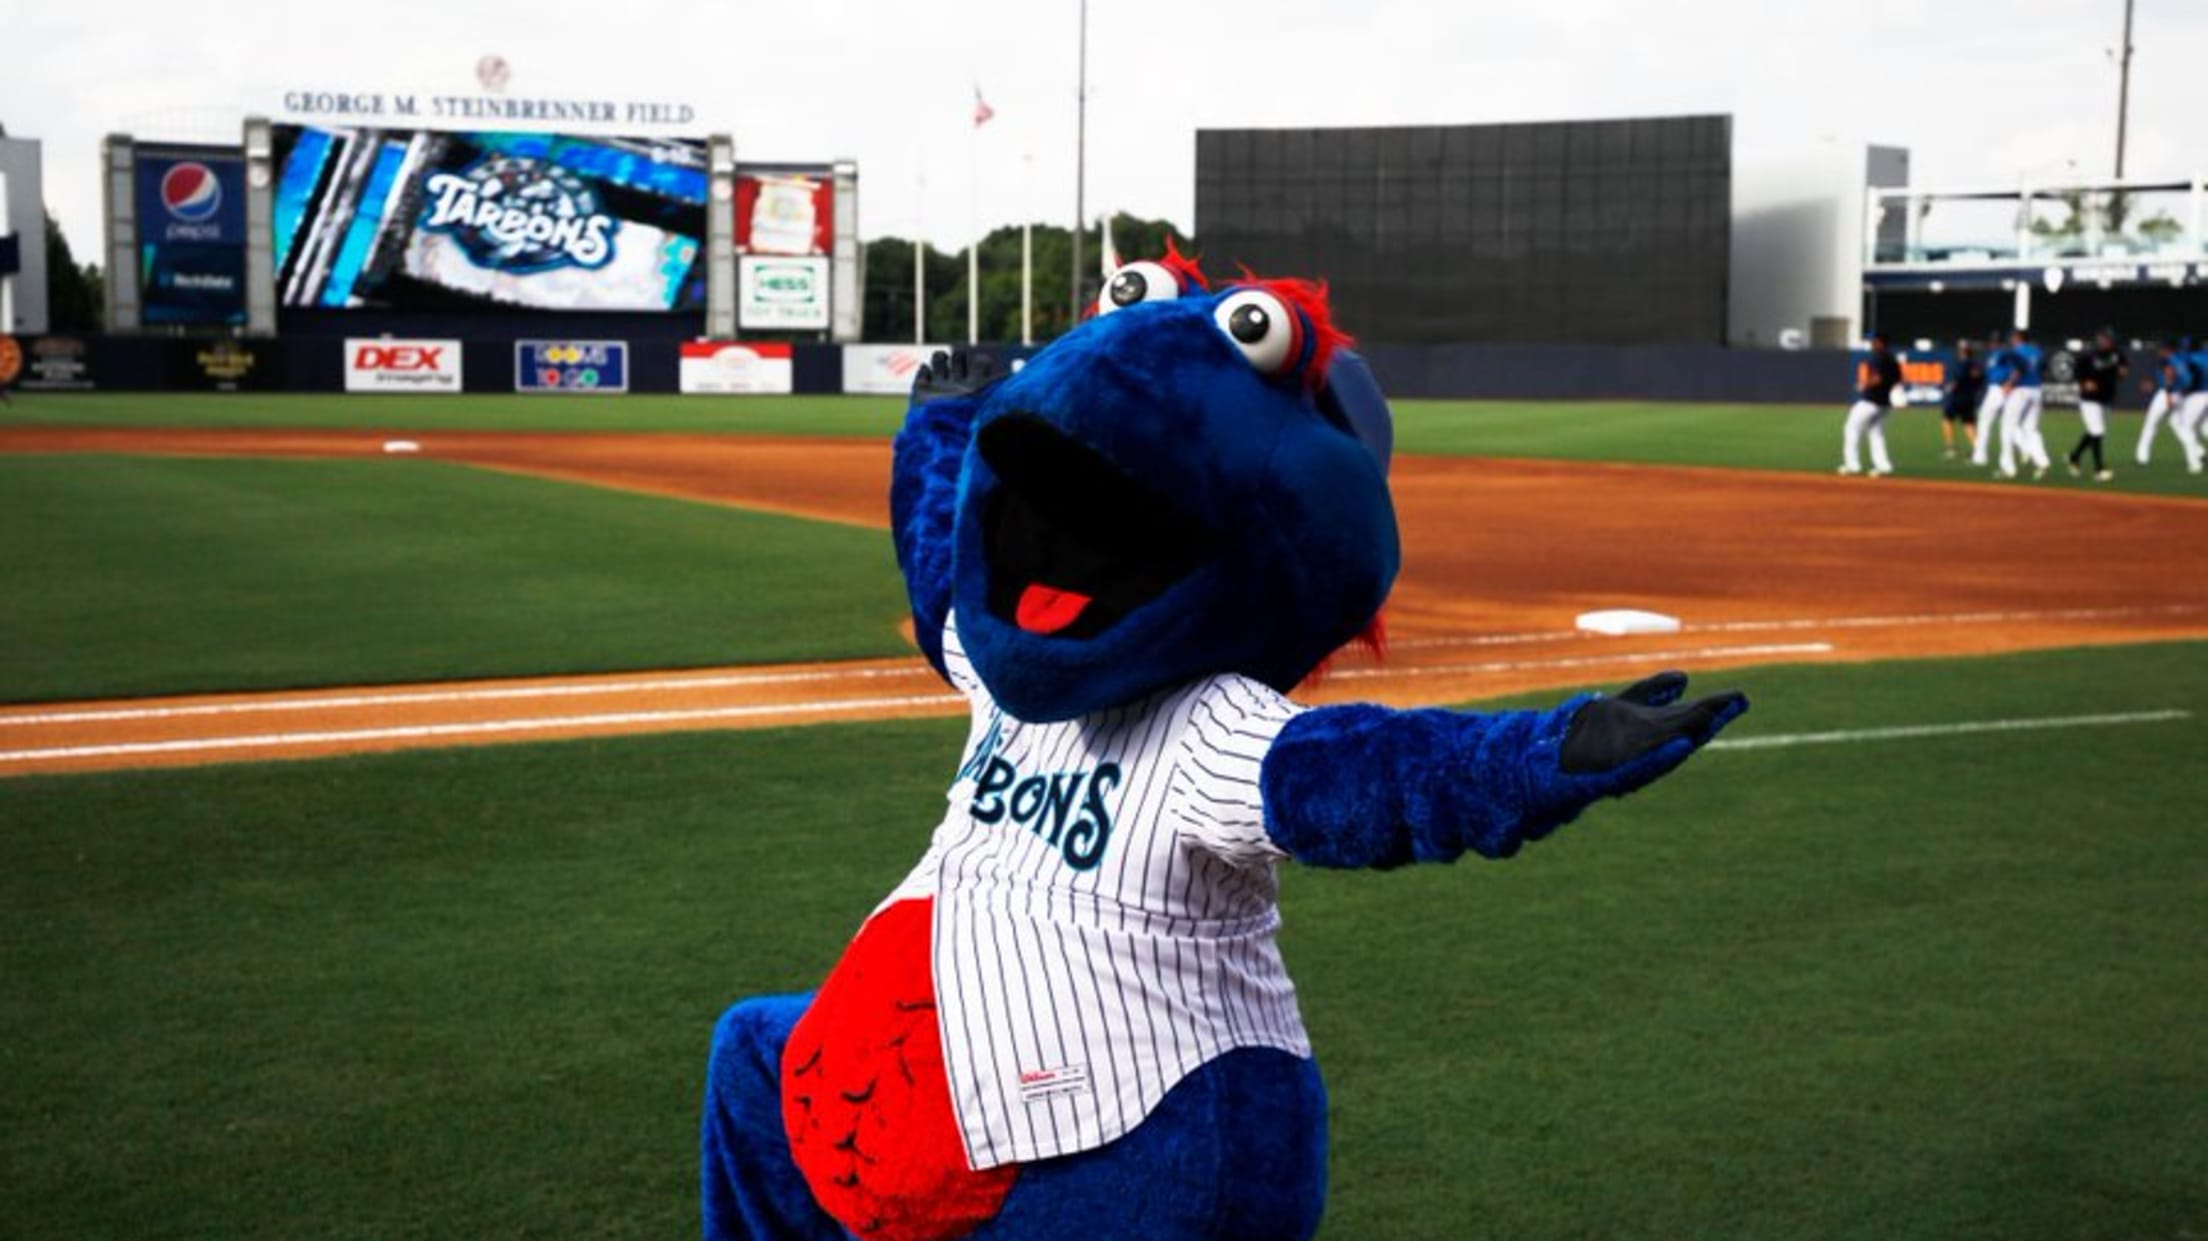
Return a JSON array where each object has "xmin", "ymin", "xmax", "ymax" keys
[
  {"xmin": 1196, "ymin": 116, "xmax": 1733, "ymax": 346},
  {"xmin": 273, "ymin": 126, "xmax": 707, "ymax": 312},
  {"xmin": 137, "ymin": 149, "xmax": 248, "ymax": 326}
]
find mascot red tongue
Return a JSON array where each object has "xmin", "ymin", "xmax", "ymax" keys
[
  {"xmin": 1013, "ymin": 584, "xmax": 1092, "ymax": 634},
  {"xmin": 697, "ymin": 247, "xmax": 1748, "ymax": 1241}
]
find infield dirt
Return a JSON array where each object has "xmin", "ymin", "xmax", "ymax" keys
[{"xmin": 4, "ymin": 426, "xmax": 2204, "ymax": 775}]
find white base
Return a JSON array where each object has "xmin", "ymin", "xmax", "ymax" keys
[
  {"xmin": 1575, "ymin": 608, "xmax": 1683, "ymax": 636},
  {"xmin": 382, "ymin": 440, "xmax": 422, "ymax": 455}
]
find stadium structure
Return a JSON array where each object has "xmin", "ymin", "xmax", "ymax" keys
[{"xmin": 2, "ymin": 107, "xmax": 2204, "ymax": 400}]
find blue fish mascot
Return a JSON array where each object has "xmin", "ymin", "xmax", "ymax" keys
[{"xmin": 700, "ymin": 247, "xmax": 1748, "ymax": 1240}]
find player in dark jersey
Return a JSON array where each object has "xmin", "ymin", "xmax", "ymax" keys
[
  {"xmin": 1941, "ymin": 339, "xmax": 1986, "ymax": 460},
  {"xmin": 1839, "ymin": 330, "xmax": 1904, "ymax": 476},
  {"xmin": 2067, "ymin": 328, "xmax": 2126, "ymax": 480}
]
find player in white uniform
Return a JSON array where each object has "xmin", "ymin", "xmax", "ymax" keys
[
  {"xmin": 2179, "ymin": 340, "xmax": 2208, "ymax": 476},
  {"xmin": 2136, "ymin": 341, "xmax": 2182, "ymax": 466},
  {"xmin": 1971, "ymin": 335, "xmax": 2011, "ymax": 468},
  {"xmin": 1997, "ymin": 329, "xmax": 2051, "ymax": 479}
]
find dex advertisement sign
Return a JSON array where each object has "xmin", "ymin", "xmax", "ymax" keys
[
  {"xmin": 679, "ymin": 341, "xmax": 794, "ymax": 394},
  {"xmin": 738, "ymin": 256, "xmax": 831, "ymax": 331},
  {"xmin": 516, "ymin": 340, "xmax": 628, "ymax": 393},
  {"xmin": 345, "ymin": 338, "xmax": 463, "ymax": 392}
]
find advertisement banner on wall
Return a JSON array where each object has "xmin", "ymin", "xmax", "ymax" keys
[
  {"xmin": 136, "ymin": 151, "xmax": 249, "ymax": 326},
  {"xmin": 274, "ymin": 126, "xmax": 707, "ymax": 313},
  {"xmin": 167, "ymin": 338, "xmax": 286, "ymax": 391},
  {"xmin": 21, "ymin": 336, "xmax": 96, "ymax": 390},
  {"xmin": 516, "ymin": 340, "xmax": 628, "ymax": 393},
  {"xmin": 738, "ymin": 256, "xmax": 831, "ymax": 331},
  {"xmin": 679, "ymin": 341, "xmax": 794, "ymax": 394},
  {"xmin": 842, "ymin": 343, "xmax": 939, "ymax": 396},
  {"xmin": 734, "ymin": 171, "xmax": 834, "ymax": 256},
  {"xmin": 345, "ymin": 338, "xmax": 463, "ymax": 392}
]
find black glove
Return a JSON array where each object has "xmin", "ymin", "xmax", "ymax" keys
[
  {"xmin": 912, "ymin": 346, "xmax": 1010, "ymax": 403},
  {"xmin": 1559, "ymin": 671, "xmax": 1747, "ymax": 776}
]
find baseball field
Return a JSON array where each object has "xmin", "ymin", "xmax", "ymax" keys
[{"xmin": 3, "ymin": 389, "xmax": 2205, "ymax": 1239}]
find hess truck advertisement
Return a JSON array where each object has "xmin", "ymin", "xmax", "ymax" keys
[{"xmin": 345, "ymin": 337, "xmax": 463, "ymax": 392}]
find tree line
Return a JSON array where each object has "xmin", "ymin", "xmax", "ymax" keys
[{"xmin": 859, "ymin": 213, "xmax": 1191, "ymax": 344}]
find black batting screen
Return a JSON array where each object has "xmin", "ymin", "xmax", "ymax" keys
[{"xmin": 1194, "ymin": 116, "xmax": 1732, "ymax": 346}]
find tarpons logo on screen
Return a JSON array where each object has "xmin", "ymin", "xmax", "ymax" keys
[{"xmin": 419, "ymin": 156, "xmax": 615, "ymax": 274}]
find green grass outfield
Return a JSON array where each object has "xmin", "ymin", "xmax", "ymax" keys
[
  {"xmin": 0, "ymin": 455, "xmax": 908, "ymax": 703},
  {"xmin": 4, "ymin": 643, "xmax": 2204, "ymax": 1240},
  {"xmin": 9, "ymin": 391, "xmax": 2205, "ymax": 498}
]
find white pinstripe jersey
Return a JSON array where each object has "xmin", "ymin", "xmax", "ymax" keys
[{"xmin": 877, "ymin": 617, "xmax": 1312, "ymax": 1171}]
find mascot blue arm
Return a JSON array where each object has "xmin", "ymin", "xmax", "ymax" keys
[{"xmin": 1261, "ymin": 674, "xmax": 1746, "ymax": 868}]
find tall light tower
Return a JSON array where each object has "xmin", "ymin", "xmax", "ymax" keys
[
  {"xmin": 2114, "ymin": 0, "xmax": 2136, "ymax": 177},
  {"xmin": 1069, "ymin": 0, "xmax": 1089, "ymax": 324}
]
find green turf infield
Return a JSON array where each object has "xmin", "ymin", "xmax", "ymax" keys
[
  {"xmin": 9, "ymin": 390, "xmax": 2205, "ymax": 498},
  {"xmin": 0, "ymin": 455, "xmax": 909, "ymax": 703},
  {"xmin": 3, "ymin": 642, "xmax": 2202, "ymax": 1239}
]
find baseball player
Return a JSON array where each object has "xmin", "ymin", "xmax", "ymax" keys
[
  {"xmin": 1839, "ymin": 330, "xmax": 1903, "ymax": 476},
  {"xmin": 1971, "ymin": 333, "xmax": 2013, "ymax": 467},
  {"xmin": 2066, "ymin": 328, "xmax": 2126, "ymax": 481},
  {"xmin": 2179, "ymin": 337, "xmax": 2208, "ymax": 476},
  {"xmin": 1997, "ymin": 327, "xmax": 2050, "ymax": 480},
  {"xmin": 2135, "ymin": 340, "xmax": 2184, "ymax": 466},
  {"xmin": 1941, "ymin": 339, "xmax": 1986, "ymax": 460}
]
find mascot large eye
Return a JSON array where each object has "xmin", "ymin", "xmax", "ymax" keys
[
  {"xmin": 1097, "ymin": 261, "xmax": 1181, "ymax": 315},
  {"xmin": 1212, "ymin": 289, "xmax": 1303, "ymax": 377}
]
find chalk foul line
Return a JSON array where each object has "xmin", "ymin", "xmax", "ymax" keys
[
  {"xmin": 0, "ymin": 694, "xmax": 968, "ymax": 766},
  {"xmin": 0, "ymin": 663, "xmax": 943, "ymax": 728},
  {"xmin": 1708, "ymin": 709, "xmax": 2192, "ymax": 751},
  {"xmin": 1327, "ymin": 642, "xmax": 1836, "ymax": 681}
]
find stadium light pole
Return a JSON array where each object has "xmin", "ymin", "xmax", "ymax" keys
[
  {"xmin": 2114, "ymin": 0, "xmax": 2136, "ymax": 178},
  {"xmin": 1069, "ymin": 0, "xmax": 1088, "ymax": 324}
]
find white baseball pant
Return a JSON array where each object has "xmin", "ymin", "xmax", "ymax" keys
[
  {"xmin": 1841, "ymin": 399, "xmax": 1893, "ymax": 474},
  {"xmin": 2136, "ymin": 390, "xmax": 2172, "ymax": 465},
  {"xmin": 2077, "ymin": 400, "xmax": 2107, "ymax": 438},
  {"xmin": 1999, "ymin": 387, "xmax": 2049, "ymax": 475},
  {"xmin": 2178, "ymin": 393, "xmax": 2208, "ymax": 474},
  {"xmin": 1971, "ymin": 387, "xmax": 2006, "ymax": 466}
]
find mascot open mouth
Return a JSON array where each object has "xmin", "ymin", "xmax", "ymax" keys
[{"xmin": 977, "ymin": 414, "xmax": 1214, "ymax": 638}]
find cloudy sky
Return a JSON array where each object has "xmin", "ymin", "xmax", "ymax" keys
[{"xmin": 5, "ymin": 0, "xmax": 2204, "ymax": 259}]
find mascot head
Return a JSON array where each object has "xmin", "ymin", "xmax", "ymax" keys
[{"xmin": 949, "ymin": 246, "xmax": 1400, "ymax": 722}]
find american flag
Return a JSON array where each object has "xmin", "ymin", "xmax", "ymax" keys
[{"xmin": 972, "ymin": 86, "xmax": 996, "ymax": 128}]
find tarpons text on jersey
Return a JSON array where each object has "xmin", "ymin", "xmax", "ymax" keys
[{"xmin": 968, "ymin": 758, "xmax": 1123, "ymax": 872}]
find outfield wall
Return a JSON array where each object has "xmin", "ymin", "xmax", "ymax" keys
[{"xmin": 21, "ymin": 333, "xmax": 1879, "ymax": 404}]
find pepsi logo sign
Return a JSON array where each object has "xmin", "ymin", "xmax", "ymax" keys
[{"xmin": 161, "ymin": 162, "xmax": 223, "ymax": 223}]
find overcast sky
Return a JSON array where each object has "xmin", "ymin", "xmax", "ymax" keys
[{"xmin": 5, "ymin": 0, "xmax": 2204, "ymax": 260}]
